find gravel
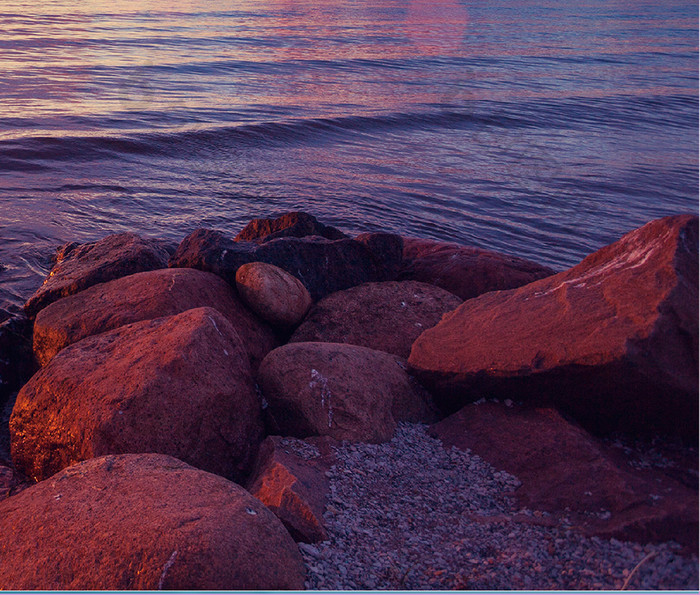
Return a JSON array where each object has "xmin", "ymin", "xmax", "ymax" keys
[{"xmin": 300, "ymin": 423, "xmax": 698, "ymax": 590}]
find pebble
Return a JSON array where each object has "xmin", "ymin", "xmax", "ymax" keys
[{"xmin": 299, "ymin": 423, "xmax": 699, "ymax": 590}]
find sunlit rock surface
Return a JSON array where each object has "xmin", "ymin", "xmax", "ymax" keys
[
  {"xmin": 33, "ymin": 267, "xmax": 277, "ymax": 369},
  {"xmin": 11, "ymin": 307, "xmax": 263, "ymax": 482},
  {"xmin": 0, "ymin": 454, "xmax": 305, "ymax": 590},
  {"xmin": 410, "ymin": 214, "xmax": 699, "ymax": 440}
]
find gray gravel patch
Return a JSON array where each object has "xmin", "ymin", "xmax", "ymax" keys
[{"xmin": 301, "ymin": 423, "xmax": 698, "ymax": 590}]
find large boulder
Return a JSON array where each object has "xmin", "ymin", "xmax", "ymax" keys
[
  {"xmin": 32, "ymin": 268, "xmax": 277, "ymax": 369},
  {"xmin": 290, "ymin": 281, "xmax": 462, "ymax": 358},
  {"xmin": 257, "ymin": 342, "xmax": 436, "ymax": 443},
  {"xmin": 170, "ymin": 229, "xmax": 402, "ymax": 301},
  {"xmin": 430, "ymin": 402, "xmax": 698, "ymax": 551},
  {"xmin": 399, "ymin": 237, "xmax": 555, "ymax": 300},
  {"xmin": 235, "ymin": 262, "xmax": 312, "ymax": 329},
  {"xmin": 0, "ymin": 454, "xmax": 305, "ymax": 590},
  {"xmin": 235, "ymin": 211, "xmax": 347, "ymax": 243},
  {"xmin": 0, "ymin": 312, "xmax": 33, "ymax": 403},
  {"xmin": 11, "ymin": 307, "xmax": 263, "ymax": 483},
  {"xmin": 246, "ymin": 435, "xmax": 337, "ymax": 543},
  {"xmin": 409, "ymin": 215, "xmax": 699, "ymax": 440},
  {"xmin": 24, "ymin": 233, "xmax": 173, "ymax": 318}
]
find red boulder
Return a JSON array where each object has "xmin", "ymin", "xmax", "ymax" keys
[
  {"xmin": 410, "ymin": 215, "xmax": 699, "ymax": 440},
  {"xmin": 257, "ymin": 342, "xmax": 437, "ymax": 443},
  {"xmin": 290, "ymin": 281, "xmax": 462, "ymax": 358},
  {"xmin": 0, "ymin": 454, "xmax": 305, "ymax": 590},
  {"xmin": 11, "ymin": 307, "xmax": 263, "ymax": 482},
  {"xmin": 32, "ymin": 268, "xmax": 277, "ymax": 369},
  {"xmin": 246, "ymin": 435, "xmax": 337, "ymax": 543},
  {"xmin": 235, "ymin": 211, "xmax": 347, "ymax": 243},
  {"xmin": 399, "ymin": 237, "xmax": 555, "ymax": 300},
  {"xmin": 430, "ymin": 402, "xmax": 698, "ymax": 551}
]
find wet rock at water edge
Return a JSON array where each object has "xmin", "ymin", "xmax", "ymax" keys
[
  {"xmin": 24, "ymin": 233, "xmax": 174, "ymax": 318},
  {"xmin": 399, "ymin": 236, "xmax": 555, "ymax": 300}
]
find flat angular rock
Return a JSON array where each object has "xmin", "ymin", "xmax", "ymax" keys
[
  {"xmin": 0, "ymin": 312, "xmax": 33, "ymax": 403},
  {"xmin": 257, "ymin": 342, "xmax": 436, "ymax": 443},
  {"xmin": 290, "ymin": 281, "xmax": 462, "ymax": 358},
  {"xmin": 235, "ymin": 211, "xmax": 347, "ymax": 243},
  {"xmin": 11, "ymin": 307, "xmax": 263, "ymax": 482},
  {"xmin": 236, "ymin": 262, "xmax": 312, "ymax": 329},
  {"xmin": 0, "ymin": 454, "xmax": 305, "ymax": 590},
  {"xmin": 33, "ymin": 268, "xmax": 277, "ymax": 369},
  {"xmin": 246, "ymin": 435, "xmax": 337, "ymax": 543},
  {"xmin": 409, "ymin": 215, "xmax": 699, "ymax": 439},
  {"xmin": 430, "ymin": 402, "xmax": 698, "ymax": 551},
  {"xmin": 399, "ymin": 237, "xmax": 555, "ymax": 300},
  {"xmin": 170, "ymin": 229, "xmax": 394, "ymax": 301},
  {"xmin": 24, "ymin": 233, "xmax": 173, "ymax": 318}
]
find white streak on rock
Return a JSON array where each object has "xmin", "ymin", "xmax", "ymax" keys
[
  {"xmin": 310, "ymin": 368, "xmax": 333, "ymax": 427},
  {"xmin": 157, "ymin": 550, "xmax": 178, "ymax": 590}
]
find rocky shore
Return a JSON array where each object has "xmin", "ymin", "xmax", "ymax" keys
[{"xmin": 0, "ymin": 211, "xmax": 697, "ymax": 589}]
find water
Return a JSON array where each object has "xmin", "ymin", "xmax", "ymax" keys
[{"xmin": 0, "ymin": 0, "xmax": 697, "ymax": 311}]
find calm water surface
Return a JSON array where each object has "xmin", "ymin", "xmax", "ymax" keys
[{"xmin": 0, "ymin": 0, "xmax": 697, "ymax": 310}]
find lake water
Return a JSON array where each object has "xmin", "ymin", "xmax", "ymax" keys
[{"xmin": 0, "ymin": 0, "xmax": 697, "ymax": 311}]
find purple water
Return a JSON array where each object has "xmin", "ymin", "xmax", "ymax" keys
[{"xmin": 0, "ymin": 0, "xmax": 697, "ymax": 312}]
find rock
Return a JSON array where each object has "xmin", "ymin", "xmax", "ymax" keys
[
  {"xmin": 290, "ymin": 281, "xmax": 462, "ymax": 358},
  {"xmin": 24, "ymin": 233, "xmax": 173, "ymax": 318},
  {"xmin": 0, "ymin": 454, "xmax": 305, "ymax": 590},
  {"xmin": 0, "ymin": 312, "xmax": 33, "ymax": 403},
  {"xmin": 170, "ymin": 229, "xmax": 396, "ymax": 301},
  {"xmin": 235, "ymin": 211, "xmax": 347, "ymax": 243},
  {"xmin": 0, "ymin": 464, "xmax": 23, "ymax": 501},
  {"xmin": 399, "ymin": 237, "xmax": 555, "ymax": 300},
  {"xmin": 430, "ymin": 402, "xmax": 698, "ymax": 551},
  {"xmin": 246, "ymin": 435, "xmax": 337, "ymax": 543},
  {"xmin": 409, "ymin": 215, "xmax": 699, "ymax": 440},
  {"xmin": 355, "ymin": 232, "xmax": 404, "ymax": 281},
  {"xmin": 11, "ymin": 307, "xmax": 263, "ymax": 483},
  {"xmin": 257, "ymin": 342, "xmax": 436, "ymax": 443},
  {"xmin": 32, "ymin": 268, "xmax": 277, "ymax": 369},
  {"xmin": 235, "ymin": 262, "xmax": 312, "ymax": 329}
]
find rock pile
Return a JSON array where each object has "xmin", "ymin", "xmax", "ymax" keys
[{"xmin": 0, "ymin": 210, "xmax": 696, "ymax": 589}]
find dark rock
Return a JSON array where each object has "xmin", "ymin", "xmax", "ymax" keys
[
  {"xmin": 235, "ymin": 262, "xmax": 312, "ymax": 329},
  {"xmin": 430, "ymin": 402, "xmax": 698, "ymax": 552},
  {"xmin": 235, "ymin": 211, "xmax": 347, "ymax": 243},
  {"xmin": 0, "ymin": 454, "xmax": 306, "ymax": 590},
  {"xmin": 409, "ymin": 215, "xmax": 699, "ymax": 440},
  {"xmin": 290, "ymin": 281, "xmax": 462, "ymax": 358},
  {"xmin": 170, "ymin": 229, "xmax": 396, "ymax": 301},
  {"xmin": 0, "ymin": 313, "xmax": 33, "ymax": 404},
  {"xmin": 32, "ymin": 268, "xmax": 277, "ymax": 369},
  {"xmin": 355, "ymin": 232, "xmax": 404, "ymax": 281},
  {"xmin": 257, "ymin": 342, "xmax": 437, "ymax": 443},
  {"xmin": 11, "ymin": 307, "xmax": 263, "ymax": 483},
  {"xmin": 24, "ymin": 233, "xmax": 173, "ymax": 318},
  {"xmin": 399, "ymin": 237, "xmax": 555, "ymax": 300},
  {"xmin": 246, "ymin": 435, "xmax": 337, "ymax": 543}
]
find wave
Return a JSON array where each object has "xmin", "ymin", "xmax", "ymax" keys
[{"xmin": 0, "ymin": 94, "xmax": 696, "ymax": 172}]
